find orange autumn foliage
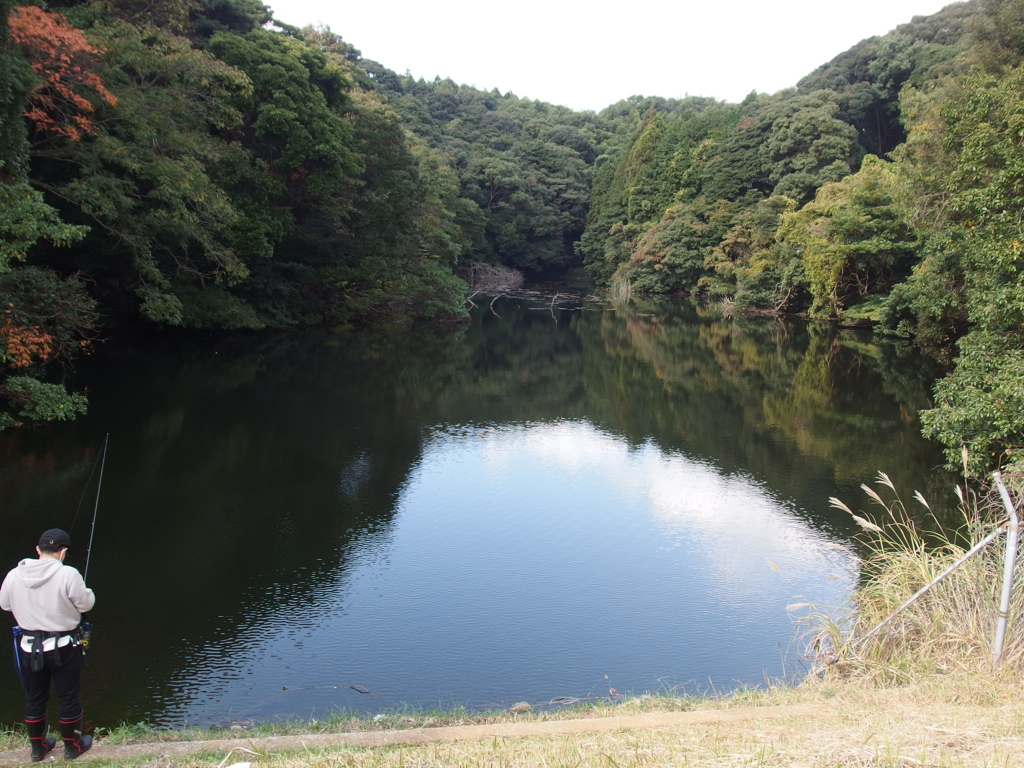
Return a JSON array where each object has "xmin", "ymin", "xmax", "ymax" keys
[
  {"xmin": 1, "ymin": 304, "xmax": 53, "ymax": 368},
  {"xmin": 8, "ymin": 5, "xmax": 117, "ymax": 141}
]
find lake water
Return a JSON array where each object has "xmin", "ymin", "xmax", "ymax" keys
[{"xmin": 0, "ymin": 293, "xmax": 951, "ymax": 728}]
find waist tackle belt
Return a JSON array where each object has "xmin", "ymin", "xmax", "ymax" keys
[{"xmin": 19, "ymin": 629, "xmax": 78, "ymax": 672}]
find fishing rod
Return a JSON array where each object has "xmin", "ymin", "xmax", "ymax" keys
[
  {"xmin": 282, "ymin": 683, "xmax": 372, "ymax": 694},
  {"xmin": 83, "ymin": 433, "xmax": 109, "ymax": 583}
]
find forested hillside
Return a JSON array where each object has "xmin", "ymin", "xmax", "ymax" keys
[
  {"xmin": 576, "ymin": 0, "xmax": 1024, "ymax": 476},
  {"xmin": 1, "ymin": 0, "xmax": 1022, "ymax": 479}
]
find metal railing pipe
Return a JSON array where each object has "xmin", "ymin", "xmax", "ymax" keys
[{"xmin": 992, "ymin": 471, "xmax": 1020, "ymax": 667}]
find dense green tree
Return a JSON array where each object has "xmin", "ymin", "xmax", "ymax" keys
[
  {"xmin": 0, "ymin": 0, "xmax": 99, "ymax": 427},
  {"xmin": 796, "ymin": 2, "xmax": 979, "ymax": 155},
  {"xmin": 374, "ymin": 73, "xmax": 602, "ymax": 274},
  {"xmin": 578, "ymin": 102, "xmax": 738, "ymax": 291},
  {"xmin": 876, "ymin": 84, "xmax": 967, "ymax": 349},
  {"xmin": 623, "ymin": 202, "xmax": 715, "ymax": 293},
  {"xmin": 921, "ymin": 332, "xmax": 1024, "ymax": 475},
  {"xmin": 0, "ymin": 182, "xmax": 87, "ymax": 270},
  {"xmin": 701, "ymin": 96, "xmax": 774, "ymax": 202},
  {"xmin": 621, "ymin": 109, "xmax": 666, "ymax": 225},
  {"xmin": 191, "ymin": 0, "xmax": 272, "ymax": 39},
  {"xmin": 761, "ymin": 90, "xmax": 863, "ymax": 205},
  {"xmin": 0, "ymin": 0, "xmax": 33, "ymax": 175},
  {"xmin": 575, "ymin": 155, "xmax": 628, "ymax": 282},
  {"xmin": 207, "ymin": 29, "xmax": 359, "ymax": 198},
  {"xmin": 778, "ymin": 155, "xmax": 916, "ymax": 318},
  {"xmin": 0, "ymin": 193, "xmax": 94, "ymax": 428},
  {"xmin": 704, "ymin": 195, "xmax": 801, "ymax": 310},
  {"xmin": 31, "ymin": 19, "xmax": 253, "ymax": 326},
  {"xmin": 913, "ymin": 65, "xmax": 1024, "ymax": 474},
  {"xmin": 969, "ymin": 0, "xmax": 1024, "ymax": 72},
  {"xmin": 582, "ymin": 85, "xmax": 866, "ymax": 298}
]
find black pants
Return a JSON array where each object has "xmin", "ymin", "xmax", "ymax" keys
[{"xmin": 19, "ymin": 641, "xmax": 84, "ymax": 722}]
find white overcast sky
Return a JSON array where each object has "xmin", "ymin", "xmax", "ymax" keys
[{"xmin": 264, "ymin": 0, "xmax": 961, "ymax": 112}]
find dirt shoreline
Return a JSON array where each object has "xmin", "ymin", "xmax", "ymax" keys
[{"xmin": 0, "ymin": 704, "xmax": 819, "ymax": 765}]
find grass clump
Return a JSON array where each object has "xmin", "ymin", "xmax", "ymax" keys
[
  {"xmin": 821, "ymin": 466, "xmax": 1024, "ymax": 684},
  {"xmin": 0, "ymin": 725, "xmax": 21, "ymax": 754}
]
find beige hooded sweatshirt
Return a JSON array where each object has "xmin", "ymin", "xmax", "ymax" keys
[{"xmin": 0, "ymin": 557, "xmax": 95, "ymax": 633}]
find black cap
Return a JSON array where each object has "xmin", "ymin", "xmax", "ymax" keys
[{"xmin": 38, "ymin": 529, "xmax": 71, "ymax": 548}]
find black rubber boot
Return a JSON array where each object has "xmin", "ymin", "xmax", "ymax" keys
[
  {"xmin": 26, "ymin": 718, "xmax": 56, "ymax": 762},
  {"xmin": 59, "ymin": 717, "xmax": 92, "ymax": 760}
]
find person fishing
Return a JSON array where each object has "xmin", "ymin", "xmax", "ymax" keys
[{"xmin": 0, "ymin": 529, "xmax": 95, "ymax": 761}]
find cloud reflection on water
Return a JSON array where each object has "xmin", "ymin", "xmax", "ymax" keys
[{"xmin": 459, "ymin": 418, "xmax": 856, "ymax": 617}]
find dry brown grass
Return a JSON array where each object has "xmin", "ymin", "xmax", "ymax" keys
[
  {"xmin": 256, "ymin": 673, "xmax": 1024, "ymax": 767},
  {"xmin": 3, "ymin": 672, "xmax": 1019, "ymax": 768}
]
